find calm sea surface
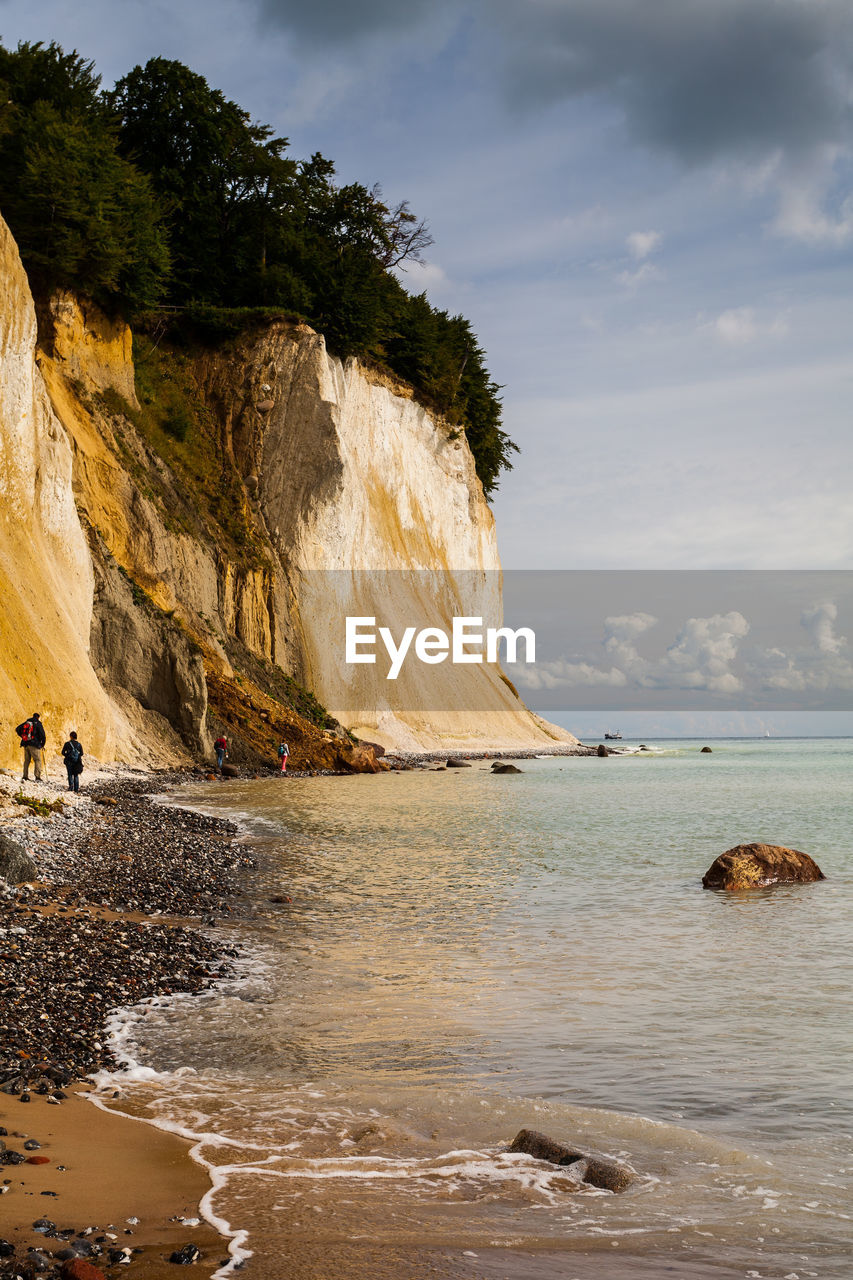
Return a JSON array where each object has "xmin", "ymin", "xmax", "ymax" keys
[{"xmin": 104, "ymin": 740, "xmax": 853, "ymax": 1279}]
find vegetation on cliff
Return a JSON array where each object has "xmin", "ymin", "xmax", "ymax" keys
[{"xmin": 0, "ymin": 40, "xmax": 516, "ymax": 494}]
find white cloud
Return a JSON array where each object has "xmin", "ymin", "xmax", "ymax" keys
[
  {"xmin": 627, "ymin": 229, "xmax": 662, "ymax": 259},
  {"xmin": 747, "ymin": 599, "xmax": 853, "ymax": 692},
  {"xmin": 523, "ymin": 660, "xmax": 627, "ymax": 690},
  {"xmin": 663, "ymin": 611, "xmax": 750, "ymax": 693},
  {"xmin": 518, "ymin": 610, "xmax": 750, "ymax": 695},
  {"xmin": 711, "ymin": 306, "xmax": 789, "ymax": 344},
  {"xmin": 772, "ymin": 145, "xmax": 853, "ymax": 245},
  {"xmin": 617, "ymin": 262, "xmax": 663, "ymax": 290}
]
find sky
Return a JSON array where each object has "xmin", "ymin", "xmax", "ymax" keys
[{"xmin": 2, "ymin": 0, "xmax": 852, "ymax": 729}]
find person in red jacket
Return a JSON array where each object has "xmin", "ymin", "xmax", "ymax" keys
[
  {"xmin": 214, "ymin": 735, "xmax": 228, "ymax": 772},
  {"xmin": 16, "ymin": 712, "xmax": 46, "ymax": 781}
]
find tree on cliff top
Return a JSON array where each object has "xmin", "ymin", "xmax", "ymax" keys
[
  {"xmin": 0, "ymin": 42, "xmax": 516, "ymax": 495},
  {"xmin": 0, "ymin": 41, "xmax": 169, "ymax": 311}
]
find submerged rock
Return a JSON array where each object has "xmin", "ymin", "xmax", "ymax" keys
[
  {"xmin": 702, "ymin": 842, "xmax": 825, "ymax": 890},
  {"xmin": 491, "ymin": 763, "xmax": 522, "ymax": 774},
  {"xmin": 508, "ymin": 1128, "xmax": 634, "ymax": 1192},
  {"xmin": 700, "ymin": 746, "xmax": 712, "ymax": 753},
  {"xmin": 446, "ymin": 758, "xmax": 471, "ymax": 768}
]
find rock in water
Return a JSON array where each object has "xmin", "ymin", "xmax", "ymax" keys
[
  {"xmin": 492, "ymin": 763, "xmax": 522, "ymax": 774},
  {"xmin": 596, "ymin": 744, "xmax": 609, "ymax": 757},
  {"xmin": 700, "ymin": 745, "xmax": 713, "ymax": 753},
  {"xmin": 446, "ymin": 758, "xmax": 471, "ymax": 768},
  {"xmin": 702, "ymin": 843, "xmax": 825, "ymax": 890},
  {"xmin": 508, "ymin": 1128, "xmax": 634, "ymax": 1192},
  {"xmin": 220, "ymin": 763, "xmax": 239, "ymax": 778},
  {"xmin": 0, "ymin": 833, "xmax": 36, "ymax": 884}
]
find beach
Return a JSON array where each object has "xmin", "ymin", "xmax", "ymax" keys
[{"xmin": 0, "ymin": 767, "xmax": 252, "ymax": 1279}]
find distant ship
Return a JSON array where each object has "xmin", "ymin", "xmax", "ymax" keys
[{"xmin": 604, "ymin": 731, "xmax": 622, "ymax": 740}]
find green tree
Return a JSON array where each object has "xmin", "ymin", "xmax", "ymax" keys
[
  {"xmin": 0, "ymin": 40, "xmax": 169, "ymax": 311},
  {"xmin": 110, "ymin": 58, "xmax": 296, "ymax": 302}
]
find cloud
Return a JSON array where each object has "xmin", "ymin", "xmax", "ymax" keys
[
  {"xmin": 711, "ymin": 306, "xmax": 789, "ymax": 344},
  {"xmin": 490, "ymin": 0, "xmax": 853, "ymax": 240},
  {"xmin": 747, "ymin": 600, "xmax": 853, "ymax": 691},
  {"xmin": 662, "ymin": 611, "xmax": 750, "ymax": 692},
  {"xmin": 617, "ymin": 261, "xmax": 662, "ymax": 290},
  {"xmin": 494, "ymin": 0, "xmax": 852, "ymax": 162},
  {"xmin": 256, "ymin": 0, "xmax": 446, "ymax": 45},
  {"xmin": 518, "ymin": 610, "xmax": 750, "ymax": 694},
  {"xmin": 802, "ymin": 600, "xmax": 846, "ymax": 654},
  {"xmin": 627, "ymin": 230, "xmax": 662, "ymax": 260}
]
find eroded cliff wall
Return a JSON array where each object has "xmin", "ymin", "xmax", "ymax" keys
[
  {"xmin": 1, "ymin": 211, "xmax": 574, "ymax": 761},
  {"xmin": 0, "ymin": 217, "xmax": 199, "ymax": 772}
]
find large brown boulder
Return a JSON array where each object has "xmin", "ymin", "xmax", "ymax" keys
[
  {"xmin": 702, "ymin": 843, "xmax": 825, "ymax": 890},
  {"xmin": 508, "ymin": 1129, "xmax": 634, "ymax": 1192}
]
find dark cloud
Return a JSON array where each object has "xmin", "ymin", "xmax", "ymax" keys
[
  {"xmin": 256, "ymin": 0, "xmax": 444, "ymax": 46},
  {"xmin": 492, "ymin": 0, "xmax": 853, "ymax": 163}
]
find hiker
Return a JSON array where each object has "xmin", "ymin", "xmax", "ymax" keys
[
  {"xmin": 16, "ymin": 712, "xmax": 46, "ymax": 781},
  {"xmin": 61, "ymin": 731, "xmax": 84, "ymax": 793},
  {"xmin": 214, "ymin": 734, "xmax": 228, "ymax": 771},
  {"xmin": 278, "ymin": 741, "xmax": 290, "ymax": 774}
]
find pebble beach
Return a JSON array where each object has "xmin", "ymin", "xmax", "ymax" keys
[{"xmin": 0, "ymin": 766, "xmax": 255, "ymax": 1280}]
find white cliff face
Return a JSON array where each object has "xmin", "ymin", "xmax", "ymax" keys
[
  {"xmin": 0, "ymin": 216, "xmax": 121, "ymax": 768},
  {"xmin": 243, "ymin": 331, "xmax": 572, "ymax": 750},
  {"xmin": 0, "ymin": 216, "xmax": 196, "ymax": 769}
]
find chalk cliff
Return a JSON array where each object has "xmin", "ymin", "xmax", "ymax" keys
[{"xmin": 0, "ymin": 211, "xmax": 574, "ymax": 769}]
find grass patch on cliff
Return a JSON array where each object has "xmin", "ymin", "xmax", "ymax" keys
[
  {"xmin": 224, "ymin": 639, "xmax": 339, "ymax": 732},
  {"xmin": 96, "ymin": 338, "xmax": 266, "ymax": 566}
]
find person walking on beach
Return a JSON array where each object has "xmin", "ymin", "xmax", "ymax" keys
[
  {"xmin": 278, "ymin": 741, "xmax": 290, "ymax": 774},
  {"xmin": 61, "ymin": 731, "xmax": 84, "ymax": 792},
  {"xmin": 16, "ymin": 712, "xmax": 46, "ymax": 781},
  {"xmin": 214, "ymin": 734, "xmax": 228, "ymax": 772}
]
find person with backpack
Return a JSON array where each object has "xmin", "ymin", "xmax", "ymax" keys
[
  {"xmin": 16, "ymin": 712, "xmax": 46, "ymax": 781},
  {"xmin": 61, "ymin": 731, "xmax": 84, "ymax": 792},
  {"xmin": 214, "ymin": 735, "xmax": 228, "ymax": 772},
  {"xmin": 278, "ymin": 741, "xmax": 290, "ymax": 774}
]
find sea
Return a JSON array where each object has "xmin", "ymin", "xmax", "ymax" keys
[{"xmin": 98, "ymin": 738, "xmax": 853, "ymax": 1280}]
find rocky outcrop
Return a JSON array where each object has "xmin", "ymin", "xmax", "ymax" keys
[
  {"xmin": 508, "ymin": 1128, "xmax": 634, "ymax": 1192},
  {"xmin": 702, "ymin": 843, "xmax": 826, "ymax": 890},
  {"xmin": 0, "ymin": 833, "xmax": 36, "ymax": 884}
]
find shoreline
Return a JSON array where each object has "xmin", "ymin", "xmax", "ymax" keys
[
  {"xmin": 0, "ymin": 766, "xmax": 254, "ymax": 1279},
  {"xmin": 2, "ymin": 744, "xmax": 633, "ymax": 1280}
]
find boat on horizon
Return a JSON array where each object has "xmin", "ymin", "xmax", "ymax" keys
[{"xmin": 604, "ymin": 730, "xmax": 622, "ymax": 740}]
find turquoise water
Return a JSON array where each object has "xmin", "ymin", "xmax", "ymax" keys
[{"xmin": 108, "ymin": 741, "xmax": 853, "ymax": 1279}]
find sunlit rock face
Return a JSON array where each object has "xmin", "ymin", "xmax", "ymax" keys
[{"xmin": 1, "ymin": 208, "xmax": 573, "ymax": 760}]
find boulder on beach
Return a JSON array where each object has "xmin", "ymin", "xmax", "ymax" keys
[
  {"xmin": 508, "ymin": 1128, "xmax": 634, "ymax": 1192},
  {"xmin": 220, "ymin": 763, "xmax": 240, "ymax": 778},
  {"xmin": 702, "ymin": 843, "xmax": 825, "ymax": 891},
  {"xmin": 596, "ymin": 744, "xmax": 609, "ymax": 757},
  {"xmin": 0, "ymin": 833, "xmax": 36, "ymax": 884},
  {"xmin": 491, "ymin": 762, "xmax": 522, "ymax": 774}
]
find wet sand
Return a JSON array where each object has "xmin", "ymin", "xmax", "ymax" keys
[{"xmin": 0, "ymin": 1088, "xmax": 225, "ymax": 1277}]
